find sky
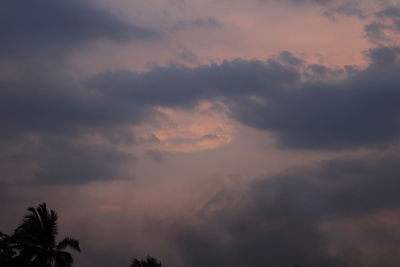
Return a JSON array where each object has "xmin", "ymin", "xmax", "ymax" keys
[{"xmin": 2, "ymin": 0, "xmax": 400, "ymax": 266}]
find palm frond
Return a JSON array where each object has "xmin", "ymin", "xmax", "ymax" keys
[
  {"xmin": 131, "ymin": 259, "xmax": 145, "ymax": 267},
  {"xmin": 8, "ymin": 203, "xmax": 80, "ymax": 267},
  {"xmin": 37, "ymin": 203, "xmax": 59, "ymax": 244},
  {"xmin": 56, "ymin": 238, "xmax": 80, "ymax": 252},
  {"xmin": 131, "ymin": 256, "xmax": 161, "ymax": 267},
  {"xmin": 55, "ymin": 251, "xmax": 73, "ymax": 267},
  {"xmin": 25, "ymin": 204, "xmax": 57, "ymax": 244}
]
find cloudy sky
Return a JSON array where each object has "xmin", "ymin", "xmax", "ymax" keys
[{"xmin": 2, "ymin": 0, "xmax": 400, "ymax": 266}]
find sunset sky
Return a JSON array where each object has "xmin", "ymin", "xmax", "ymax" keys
[{"xmin": 2, "ymin": 0, "xmax": 400, "ymax": 266}]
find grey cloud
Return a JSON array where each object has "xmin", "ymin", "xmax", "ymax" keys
[
  {"xmin": 375, "ymin": 5, "xmax": 400, "ymax": 19},
  {"xmin": 145, "ymin": 149, "xmax": 165, "ymax": 162},
  {"xmin": 0, "ymin": 0, "xmax": 158, "ymax": 58},
  {"xmin": 303, "ymin": 63, "xmax": 346, "ymax": 80},
  {"xmin": 364, "ymin": 22, "xmax": 391, "ymax": 43},
  {"xmin": 3, "ymin": 44, "xmax": 400, "ymax": 184},
  {"xmin": 279, "ymin": 51, "xmax": 305, "ymax": 66},
  {"xmin": 0, "ymin": 64, "xmax": 152, "ymax": 185},
  {"xmin": 179, "ymin": 49, "xmax": 200, "ymax": 64},
  {"xmin": 364, "ymin": 4, "xmax": 400, "ymax": 43},
  {"xmin": 252, "ymin": 155, "xmax": 400, "ymax": 220},
  {"xmin": 87, "ymin": 46, "xmax": 400, "ymax": 150},
  {"xmin": 378, "ymin": 5, "xmax": 400, "ymax": 33},
  {"xmin": 323, "ymin": 1, "xmax": 366, "ymax": 21},
  {"xmin": 202, "ymin": 134, "xmax": 219, "ymax": 140},
  {"xmin": 306, "ymin": 0, "xmax": 333, "ymax": 4},
  {"xmin": 173, "ymin": 18, "xmax": 221, "ymax": 31},
  {"xmin": 0, "ymin": 71, "xmax": 147, "ymax": 186},
  {"xmin": 0, "ymin": 76, "xmax": 147, "ymax": 184},
  {"xmin": 2, "ymin": 55, "xmax": 297, "ymax": 142},
  {"xmin": 263, "ymin": 0, "xmax": 334, "ymax": 5},
  {"xmin": 1, "ymin": 136, "xmax": 134, "ymax": 185},
  {"xmin": 177, "ymin": 219, "xmax": 333, "ymax": 267},
  {"xmin": 0, "ymin": 0, "xmax": 160, "ymax": 187},
  {"xmin": 230, "ymin": 46, "xmax": 400, "ymax": 149},
  {"xmin": 34, "ymin": 141, "xmax": 133, "ymax": 185},
  {"xmin": 86, "ymin": 59, "xmax": 300, "ymax": 107},
  {"xmin": 175, "ymin": 152, "xmax": 400, "ymax": 267},
  {"xmin": 147, "ymin": 134, "xmax": 162, "ymax": 144},
  {"xmin": 265, "ymin": 0, "xmax": 367, "ymax": 21},
  {"xmin": 0, "ymin": 76, "xmax": 155, "ymax": 140},
  {"xmin": 363, "ymin": 46, "xmax": 400, "ymax": 66}
]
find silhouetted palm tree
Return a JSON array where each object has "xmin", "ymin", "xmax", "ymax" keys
[
  {"xmin": 12, "ymin": 203, "xmax": 80, "ymax": 267},
  {"xmin": 130, "ymin": 256, "xmax": 161, "ymax": 267},
  {"xmin": 0, "ymin": 232, "xmax": 16, "ymax": 267}
]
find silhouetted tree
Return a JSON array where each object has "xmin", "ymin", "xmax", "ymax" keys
[
  {"xmin": 0, "ymin": 232, "xmax": 17, "ymax": 267},
  {"xmin": 131, "ymin": 256, "xmax": 161, "ymax": 267},
  {"xmin": 10, "ymin": 203, "xmax": 80, "ymax": 267}
]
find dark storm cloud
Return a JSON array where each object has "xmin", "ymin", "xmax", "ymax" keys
[
  {"xmin": 86, "ymin": 58, "xmax": 300, "ymax": 107},
  {"xmin": 231, "ymin": 47, "xmax": 400, "ymax": 149},
  {"xmin": 252, "ymin": 155, "xmax": 400, "ymax": 220},
  {"xmin": 2, "ymin": 32, "xmax": 400, "ymax": 184},
  {"xmin": 0, "ymin": 76, "xmax": 144, "ymax": 185},
  {"xmin": 0, "ymin": 135, "xmax": 135, "ymax": 185},
  {"xmin": 175, "ymin": 152, "xmax": 400, "ymax": 267},
  {"xmin": 0, "ymin": 0, "xmax": 159, "ymax": 139},
  {"xmin": 33, "ymin": 138, "xmax": 134, "ymax": 185},
  {"xmin": 0, "ymin": 0, "xmax": 158, "ymax": 58},
  {"xmin": 11, "ymin": 37, "xmax": 399, "ymax": 181},
  {"xmin": 87, "ymin": 46, "xmax": 400, "ymax": 150},
  {"xmin": 2, "ymin": 57, "xmax": 298, "ymax": 185},
  {"xmin": 0, "ymin": 78, "xmax": 153, "ymax": 139},
  {"xmin": 177, "ymin": 218, "xmax": 333, "ymax": 267},
  {"xmin": 12, "ymin": 42, "xmax": 398, "ymax": 186},
  {"xmin": 0, "ymin": 0, "xmax": 159, "ymax": 185}
]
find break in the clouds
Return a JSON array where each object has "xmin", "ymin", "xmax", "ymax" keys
[
  {"xmin": 2, "ymin": 1, "xmax": 400, "ymax": 267},
  {"xmin": 2, "ymin": 44, "xmax": 400, "ymax": 183},
  {"xmin": 3, "ymin": 45, "xmax": 400, "ymax": 184},
  {"xmin": 87, "ymin": 46, "xmax": 400, "ymax": 150}
]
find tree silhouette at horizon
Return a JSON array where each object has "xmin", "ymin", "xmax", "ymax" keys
[
  {"xmin": 1, "ymin": 203, "xmax": 80, "ymax": 267},
  {"xmin": 131, "ymin": 256, "xmax": 162, "ymax": 267},
  {"xmin": 1, "ymin": 203, "xmax": 304, "ymax": 267}
]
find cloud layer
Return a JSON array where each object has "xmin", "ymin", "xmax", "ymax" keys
[
  {"xmin": 0, "ymin": 0, "xmax": 157, "ymax": 58},
  {"xmin": 3, "ymin": 44, "xmax": 400, "ymax": 185},
  {"xmin": 176, "ymin": 151, "xmax": 400, "ymax": 267},
  {"xmin": 1, "ymin": 1, "xmax": 400, "ymax": 267},
  {"xmin": 86, "ymin": 46, "xmax": 400, "ymax": 150}
]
